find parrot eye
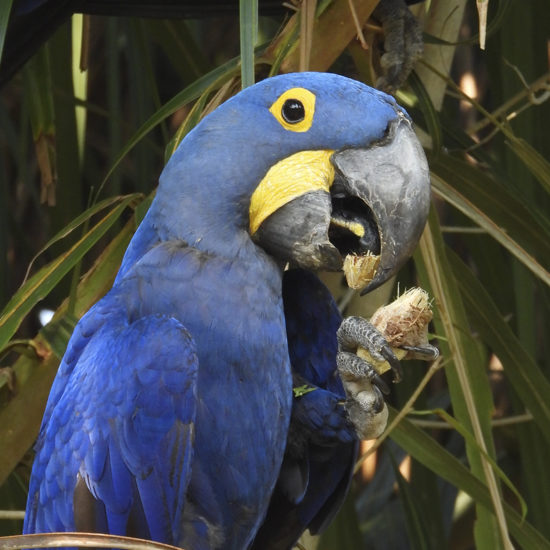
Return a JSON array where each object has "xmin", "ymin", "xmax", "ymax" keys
[
  {"xmin": 269, "ymin": 87, "xmax": 316, "ymax": 132},
  {"xmin": 281, "ymin": 99, "xmax": 305, "ymax": 124}
]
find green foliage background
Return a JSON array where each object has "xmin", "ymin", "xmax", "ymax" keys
[{"xmin": 1, "ymin": 1, "xmax": 550, "ymax": 548}]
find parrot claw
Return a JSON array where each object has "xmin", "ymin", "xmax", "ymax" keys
[
  {"xmin": 380, "ymin": 344, "xmax": 403, "ymax": 383},
  {"xmin": 373, "ymin": 0, "xmax": 424, "ymax": 93},
  {"xmin": 372, "ymin": 370, "xmax": 390, "ymax": 396},
  {"xmin": 336, "ymin": 351, "xmax": 390, "ymax": 396},
  {"xmin": 335, "ymin": 316, "xmax": 404, "ymax": 438},
  {"xmin": 337, "ymin": 316, "xmax": 403, "ymax": 383},
  {"xmin": 335, "ymin": 348, "xmax": 390, "ymax": 440},
  {"xmin": 372, "ymin": 384, "xmax": 386, "ymax": 414},
  {"xmin": 400, "ymin": 343, "xmax": 440, "ymax": 361}
]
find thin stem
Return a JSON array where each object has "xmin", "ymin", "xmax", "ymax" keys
[
  {"xmin": 441, "ymin": 226, "xmax": 487, "ymax": 234},
  {"xmin": 410, "ymin": 412, "xmax": 534, "ymax": 430},
  {"xmin": 347, "ymin": 0, "xmax": 368, "ymax": 49},
  {"xmin": 0, "ymin": 510, "xmax": 25, "ymax": 520},
  {"xmin": 469, "ymin": 71, "xmax": 550, "ymax": 135}
]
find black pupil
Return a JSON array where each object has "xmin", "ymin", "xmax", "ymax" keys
[{"xmin": 281, "ymin": 99, "xmax": 305, "ymax": 123}]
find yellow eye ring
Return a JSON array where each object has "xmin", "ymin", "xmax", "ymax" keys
[{"xmin": 269, "ymin": 88, "xmax": 316, "ymax": 132}]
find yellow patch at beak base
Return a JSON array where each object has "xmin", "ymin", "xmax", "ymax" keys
[{"xmin": 249, "ymin": 150, "xmax": 335, "ymax": 235}]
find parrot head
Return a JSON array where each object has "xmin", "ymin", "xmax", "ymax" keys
[{"xmin": 155, "ymin": 72, "xmax": 430, "ymax": 293}]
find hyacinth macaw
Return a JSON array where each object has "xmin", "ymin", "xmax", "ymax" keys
[{"xmin": 23, "ymin": 72, "xmax": 431, "ymax": 549}]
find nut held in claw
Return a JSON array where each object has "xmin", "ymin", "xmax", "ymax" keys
[{"xmin": 357, "ymin": 287, "xmax": 435, "ymax": 374}]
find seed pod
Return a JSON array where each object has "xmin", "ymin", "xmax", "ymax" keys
[{"xmin": 357, "ymin": 287, "xmax": 434, "ymax": 374}]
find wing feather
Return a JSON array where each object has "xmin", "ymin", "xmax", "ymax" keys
[{"xmin": 24, "ymin": 305, "xmax": 198, "ymax": 546}]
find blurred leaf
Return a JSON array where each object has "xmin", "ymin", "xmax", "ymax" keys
[
  {"xmin": 71, "ymin": 14, "xmax": 88, "ymax": 161},
  {"xmin": 147, "ymin": 20, "xmax": 210, "ymax": 83},
  {"xmin": 99, "ymin": 55, "xmax": 243, "ymax": 193},
  {"xmin": 49, "ymin": 22, "xmax": 82, "ymax": 236},
  {"xmin": 317, "ymin": 490, "xmax": 363, "ymax": 550},
  {"xmin": 430, "ymin": 155, "xmax": 550, "ymax": 286},
  {"xmin": 418, "ymin": 208, "xmax": 506, "ymax": 548},
  {"xmin": 265, "ymin": 0, "xmax": 378, "ymax": 73},
  {"xmin": 0, "ymin": 214, "xmax": 139, "ymax": 485},
  {"xmin": 447, "ymin": 248, "xmax": 550, "ymax": 445},
  {"xmin": 39, "ymin": 313, "xmax": 78, "ymax": 360},
  {"xmin": 0, "ymin": 473, "xmax": 26, "ymax": 536},
  {"xmin": 164, "ymin": 90, "xmax": 210, "ymax": 163},
  {"xmin": 23, "ymin": 46, "xmax": 56, "ymax": 206},
  {"xmin": 506, "ymin": 137, "xmax": 550, "ymax": 196},
  {"xmin": 24, "ymin": 195, "xmax": 139, "ymax": 284},
  {"xmin": 390, "ymin": 453, "xmax": 433, "ymax": 550},
  {"xmin": 125, "ymin": 20, "xmax": 163, "ymax": 195},
  {"xmin": 0, "ymin": 334, "xmax": 58, "ymax": 488},
  {"xmin": 422, "ymin": 0, "xmax": 512, "ymax": 47},
  {"xmin": 239, "ymin": 0, "xmax": 258, "ymax": 88},
  {"xmin": 0, "ymin": 0, "xmax": 13, "ymax": 64},
  {"xmin": 298, "ymin": 0, "xmax": 317, "ymax": 71},
  {"xmin": 388, "ymin": 408, "xmax": 550, "ymax": 550},
  {"xmin": 0, "ymin": 194, "xmax": 142, "ymax": 351},
  {"xmin": 409, "ymin": 71, "xmax": 442, "ymax": 154},
  {"xmin": 409, "ymin": 408, "xmax": 526, "ymax": 518},
  {"xmin": 165, "ymin": 76, "xmax": 239, "ymax": 161}
]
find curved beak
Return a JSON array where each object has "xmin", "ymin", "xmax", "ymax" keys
[
  {"xmin": 251, "ymin": 114, "xmax": 430, "ymax": 294},
  {"xmin": 330, "ymin": 114, "xmax": 430, "ymax": 293}
]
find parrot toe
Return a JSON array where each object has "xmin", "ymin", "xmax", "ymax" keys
[
  {"xmin": 337, "ymin": 373, "xmax": 389, "ymax": 440},
  {"xmin": 400, "ymin": 343, "xmax": 440, "ymax": 361},
  {"xmin": 337, "ymin": 316, "xmax": 403, "ymax": 383},
  {"xmin": 336, "ymin": 351, "xmax": 390, "ymax": 396},
  {"xmin": 335, "ymin": 350, "xmax": 391, "ymax": 439},
  {"xmin": 334, "ymin": 315, "xmax": 407, "ymax": 439},
  {"xmin": 373, "ymin": 0, "xmax": 424, "ymax": 93}
]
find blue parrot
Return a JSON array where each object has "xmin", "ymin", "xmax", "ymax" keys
[{"xmin": 23, "ymin": 72, "xmax": 431, "ymax": 549}]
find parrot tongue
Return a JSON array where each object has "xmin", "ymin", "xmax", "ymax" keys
[
  {"xmin": 328, "ymin": 183, "xmax": 381, "ymax": 289},
  {"xmin": 329, "ymin": 114, "xmax": 431, "ymax": 294},
  {"xmin": 328, "ymin": 192, "xmax": 381, "ymax": 257}
]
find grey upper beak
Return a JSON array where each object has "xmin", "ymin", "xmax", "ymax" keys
[{"xmin": 330, "ymin": 114, "xmax": 430, "ymax": 294}]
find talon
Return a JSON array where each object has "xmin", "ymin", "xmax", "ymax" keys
[
  {"xmin": 337, "ymin": 315, "xmax": 404, "ymax": 385},
  {"xmin": 400, "ymin": 344, "xmax": 439, "ymax": 361},
  {"xmin": 372, "ymin": 371, "xmax": 390, "ymax": 396},
  {"xmin": 372, "ymin": 385, "xmax": 385, "ymax": 413},
  {"xmin": 380, "ymin": 345, "xmax": 403, "ymax": 382}
]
